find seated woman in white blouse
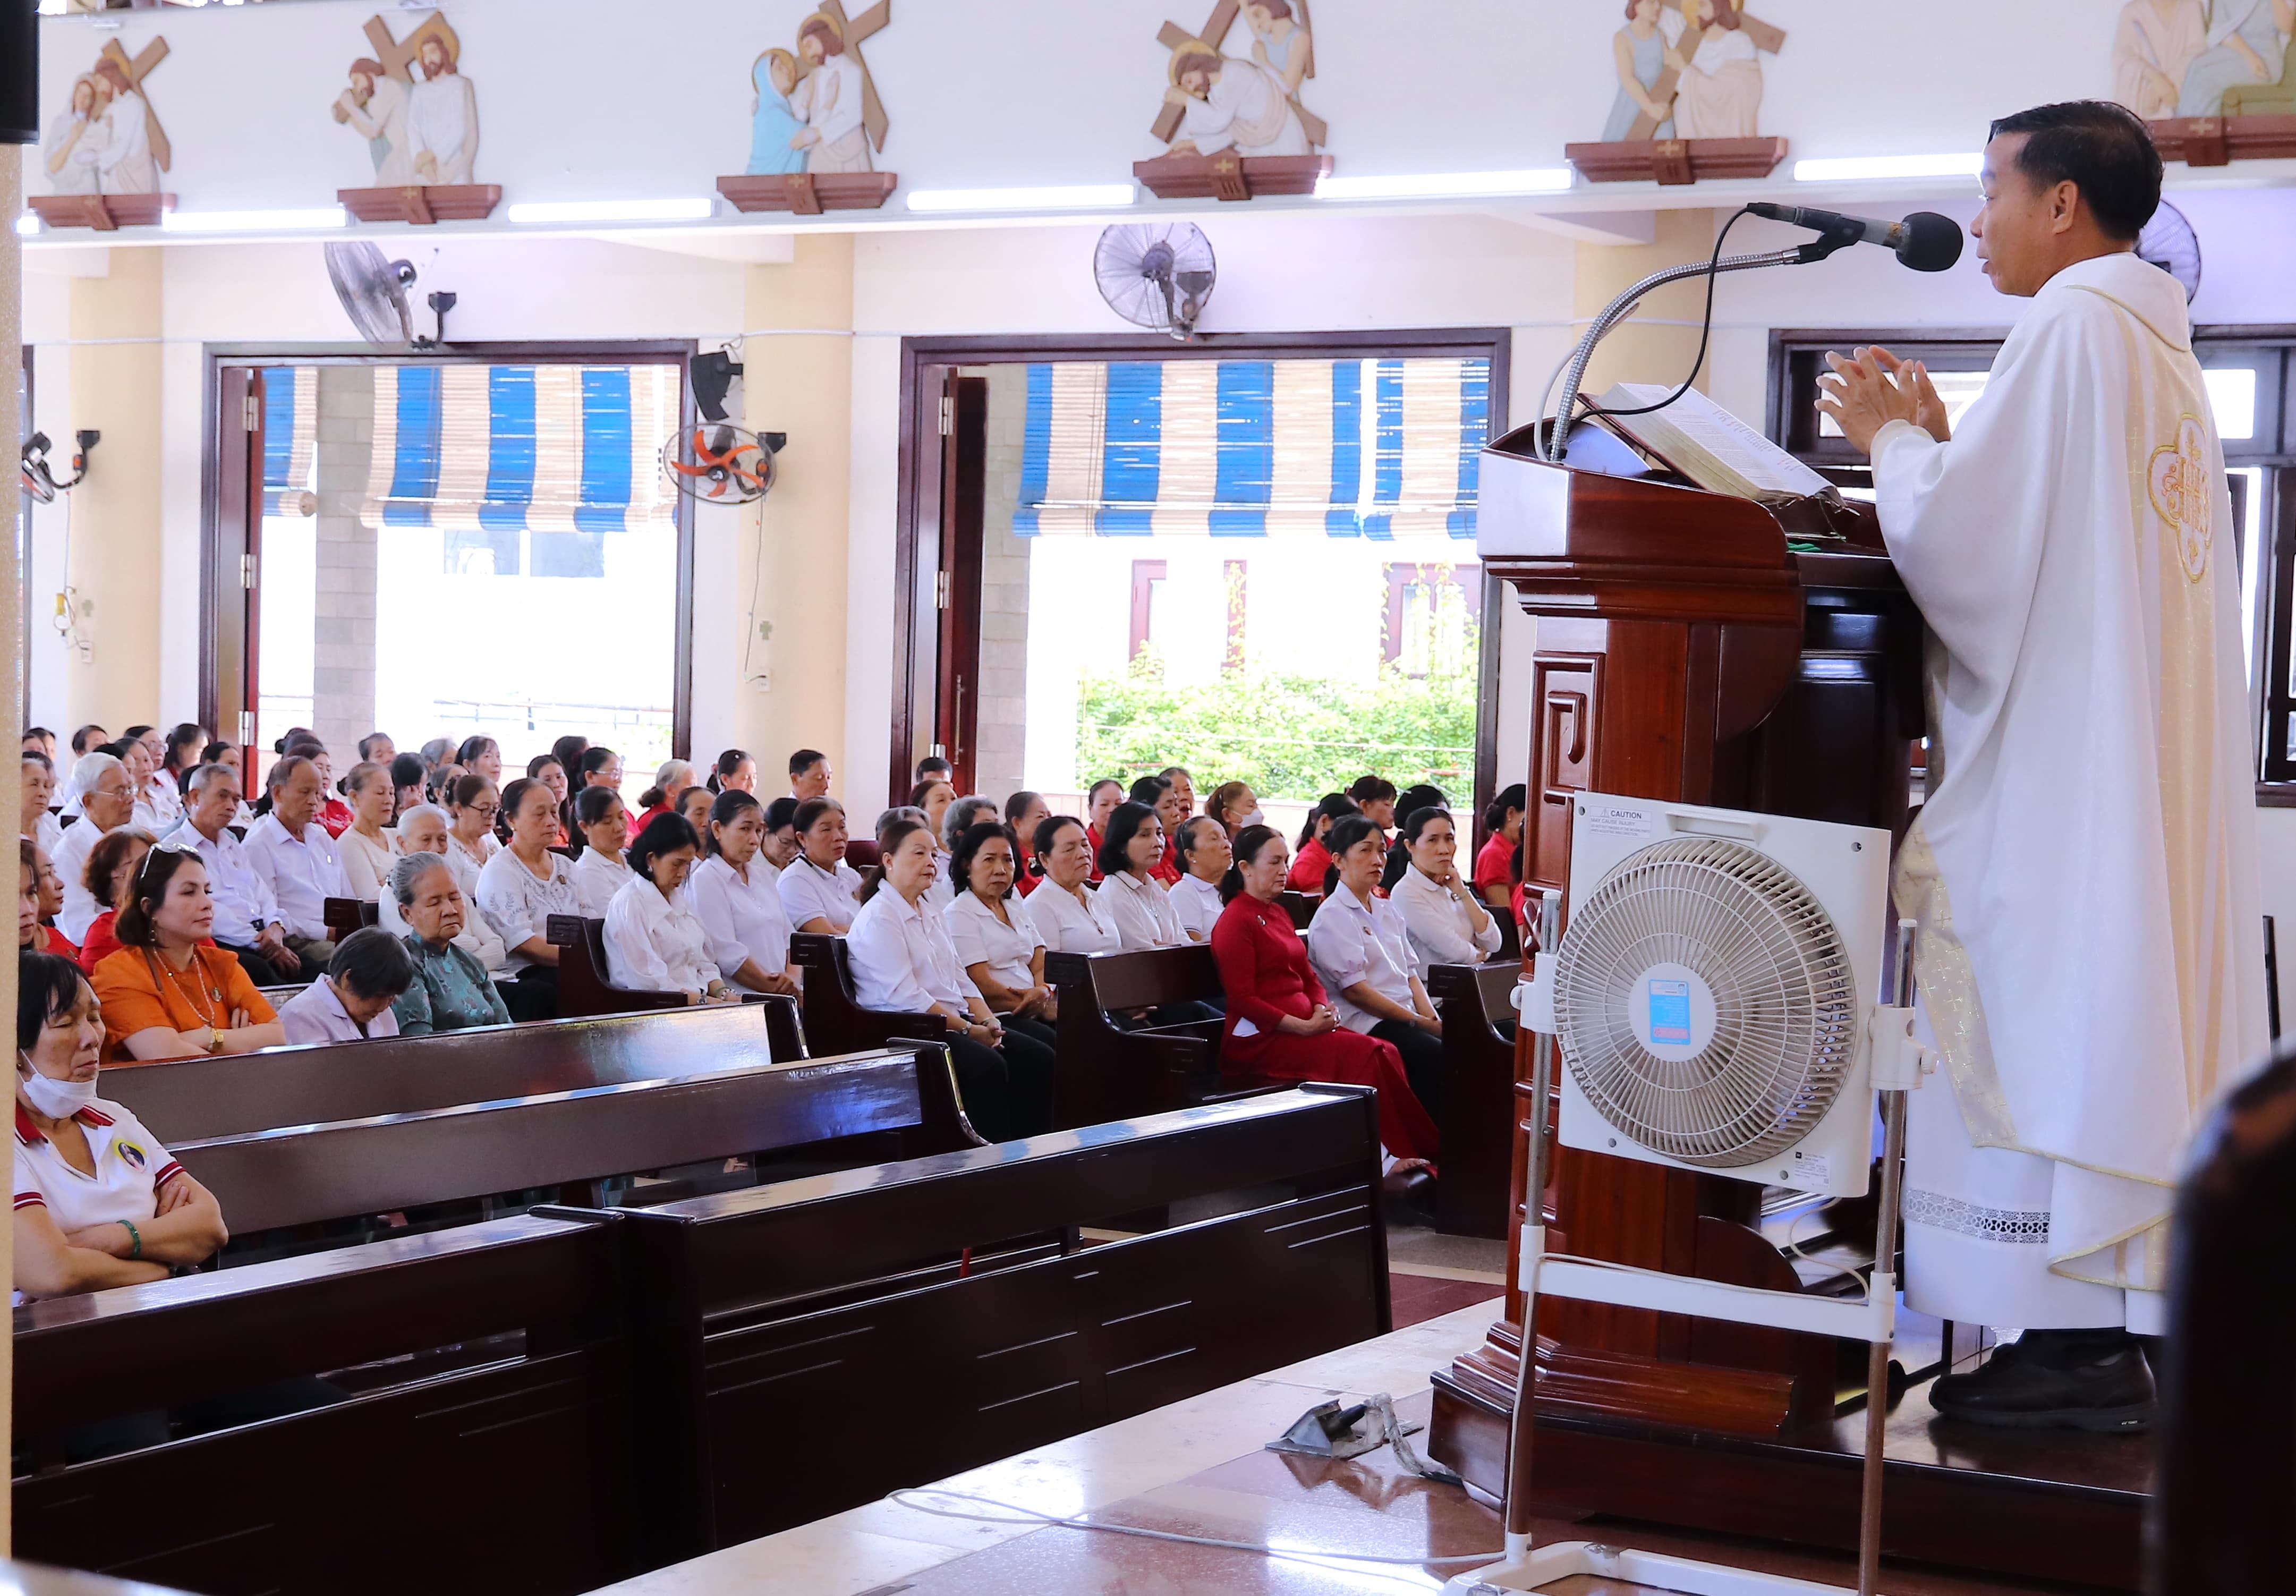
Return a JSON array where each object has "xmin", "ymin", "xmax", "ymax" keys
[
  {"xmin": 474, "ymin": 777, "xmax": 581, "ymax": 1022},
  {"xmin": 276, "ymin": 926, "xmax": 412, "ymax": 1044},
  {"xmin": 942, "ymin": 820, "xmax": 1056, "ymax": 1047},
  {"xmin": 777, "ymin": 797, "xmax": 866, "ymax": 935},
  {"xmin": 380, "ymin": 804, "xmax": 508, "ymax": 972},
  {"xmin": 1098, "ymin": 802, "xmax": 1189, "ymax": 952},
  {"xmin": 758, "ymin": 796, "xmax": 803, "ymax": 877},
  {"xmin": 1387, "ymin": 806, "xmax": 1503, "ymax": 971},
  {"xmin": 334, "ymin": 760, "xmax": 399, "ymax": 902},
  {"xmin": 1168, "ymin": 816, "xmax": 1231, "ymax": 944},
  {"xmin": 685, "ymin": 788, "xmax": 798, "ymax": 997},
  {"xmin": 603, "ymin": 813, "xmax": 734, "ymax": 1003},
  {"xmin": 568, "ymin": 786, "xmax": 635, "ymax": 918},
  {"xmin": 1026, "ymin": 816, "xmax": 1120, "ymax": 956},
  {"xmin": 846, "ymin": 818, "xmax": 1053, "ymax": 1143},
  {"xmin": 1304, "ymin": 815, "xmax": 1445, "ymax": 1119}
]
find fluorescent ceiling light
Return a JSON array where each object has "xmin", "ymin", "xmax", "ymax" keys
[
  {"xmin": 1792, "ymin": 153, "xmax": 1981, "ymax": 183},
  {"xmin": 161, "ymin": 206, "xmax": 349, "ymax": 233},
  {"xmin": 13, "ymin": 215, "xmax": 39, "ymax": 239},
  {"xmin": 506, "ymin": 197, "xmax": 717, "ymax": 224},
  {"xmin": 906, "ymin": 183, "xmax": 1136, "ymax": 214},
  {"xmin": 1315, "ymin": 168, "xmax": 1575, "ymax": 201}
]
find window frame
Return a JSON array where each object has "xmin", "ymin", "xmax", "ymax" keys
[
  {"xmin": 1767, "ymin": 325, "xmax": 2296, "ymax": 797},
  {"xmin": 199, "ymin": 339, "xmax": 699, "ymax": 761}
]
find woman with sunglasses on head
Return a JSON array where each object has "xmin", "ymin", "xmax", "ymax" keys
[{"xmin": 91, "ymin": 845, "xmax": 284, "ymax": 1063}]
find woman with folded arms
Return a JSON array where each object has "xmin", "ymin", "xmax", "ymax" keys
[
  {"xmin": 686, "ymin": 789, "xmax": 798, "ymax": 998},
  {"xmin": 1169, "ymin": 817, "xmax": 1231, "ymax": 945},
  {"xmin": 568, "ymin": 786, "xmax": 635, "ymax": 917},
  {"xmin": 1286, "ymin": 793, "xmax": 1359, "ymax": 895},
  {"xmin": 777, "ymin": 797, "xmax": 865, "ymax": 935},
  {"xmin": 847, "ymin": 818, "xmax": 1053, "ymax": 1143},
  {"xmin": 387, "ymin": 853, "xmax": 514, "ymax": 1035},
  {"xmin": 379, "ymin": 807, "xmax": 508, "ymax": 972},
  {"xmin": 1083, "ymin": 779, "xmax": 1123, "ymax": 884},
  {"xmin": 474, "ymin": 777, "xmax": 582, "ymax": 1022},
  {"xmin": 1004, "ymin": 791, "xmax": 1050, "ymax": 894},
  {"xmin": 1210, "ymin": 825, "xmax": 1438, "ymax": 1166},
  {"xmin": 335, "ymin": 761, "xmax": 399, "ymax": 902},
  {"xmin": 92, "ymin": 848, "xmax": 285, "ymax": 1063},
  {"xmin": 1098, "ymin": 802, "xmax": 1188, "ymax": 952},
  {"xmin": 445, "ymin": 775, "xmax": 503, "ymax": 875},
  {"xmin": 1027, "ymin": 816, "xmax": 1119, "ymax": 956},
  {"xmin": 14, "ymin": 952, "xmax": 228, "ymax": 1301},
  {"xmin": 21, "ymin": 841, "xmax": 78, "ymax": 964},
  {"xmin": 944, "ymin": 821, "xmax": 1056, "ymax": 1041},
  {"xmin": 603, "ymin": 814, "xmax": 732, "ymax": 1003},
  {"xmin": 1390, "ymin": 807, "xmax": 1503, "ymax": 969},
  {"xmin": 1305, "ymin": 816, "xmax": 1447, "ymax": 1121},
  {"xmin": 72, "ymin": 829, "xmax": 157, "ymax": 976}
]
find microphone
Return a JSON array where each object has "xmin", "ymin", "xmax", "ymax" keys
[{"xmin": 1747, "ymin": 203, "xmax": 1965, "ymax": 273}]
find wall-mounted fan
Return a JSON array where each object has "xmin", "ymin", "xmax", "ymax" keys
[
  {"xmin": 2138, "ymin": 200, "xmax": 2202, "ymax": 304},
  {"xmin": 325, "ymin": 241, "xmax": 457, "ymax": 349},
  {"xmin": 1095, "ymin": 222, "xmax": 1217, "ymax": 341},
  {"xmin": 664, "ymin": 423, "xmax": 781, "ymax": 505}
]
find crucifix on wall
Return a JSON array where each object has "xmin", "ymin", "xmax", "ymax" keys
[{"xmin": 1138, "ymin": 0, "xmax": 1331, "ymax": 202}]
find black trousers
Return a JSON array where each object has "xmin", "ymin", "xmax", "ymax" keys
[
  {"xmin": 948, "ymin": 1024, "xmax": 1056, "ymax": 1144},
  {"xmin": 219, "ymin": 939, "xmax": 314, "ymax": 986},
  {"xmin": 499, "ymin": 966, "xmax": 558, "ymax": 1023},
  {"xmin": 1370, "ymin": 1017, "xmax": 1447, "ymax": 1125}
]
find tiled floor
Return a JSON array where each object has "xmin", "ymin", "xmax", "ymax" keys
[{"xmin": 1388, "ymin": 1218, "xmax": 1506, "ymax": 1328}]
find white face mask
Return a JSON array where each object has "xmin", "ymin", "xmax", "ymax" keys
[{"xmin": 19, "ymin": 1060, "xmax": 98, "ymax": 1120}]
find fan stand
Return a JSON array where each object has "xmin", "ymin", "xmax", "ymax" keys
[{"xmin": 1445, "ymin": 906, "xmax": 1929, "ymax": 1596}]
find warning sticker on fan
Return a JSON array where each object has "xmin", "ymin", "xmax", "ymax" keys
[
  {"xmin": 1789, "ymin": 1149, "xmax": 1833, "ymax": 1184},
  {"xmin": 1580, "ymin": 802, "xmax": 1653, "ymax": 839},
  {"xmin": 1645, "ymin": 979, "xmax": 1692, "ymax": 1043}
]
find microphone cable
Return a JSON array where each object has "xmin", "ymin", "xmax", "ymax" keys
[{"xmin": 1572, "ymin": 203, "xmax": 1756, "ymax": 428}]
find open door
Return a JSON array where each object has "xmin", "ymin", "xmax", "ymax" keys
[
  {"xmin": 207, "ymin": 366, "xmax": 263, "ymax": 773},
  {"xmin": 933, "ymin": 375, "xmax": 988, "ymax": 795}
]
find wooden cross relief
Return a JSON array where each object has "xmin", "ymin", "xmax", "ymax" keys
[
  {"xmin": 1622, "ymin": 12, "xmax": 1787, "ymax": 141},
  {"xmin": 811, "ymin": 1, "xmax": 892, "ymax": 152},
  {"xmin": 358, "ymin": 13, "xmax": 427, "ymax": 82},
  {"xmin": 98, "ymin": 38, "xmax": 172, "ymax": 172},
  {"xmin": 1150, "ymin": 0, "xmax": 1327, "ymax": 150}
]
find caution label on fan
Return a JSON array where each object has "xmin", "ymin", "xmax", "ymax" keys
[
  {"xmin": 1645, "ymin": 980, "xmax": 1693, "ymax": 1043},
  {"xmin": 1790, "ymin": 1149, "xmax": 1833, "ymax": 1184},
  {"xmin": 1580, "ymin": 802, "xmax": 1654, "ymax": 840}
]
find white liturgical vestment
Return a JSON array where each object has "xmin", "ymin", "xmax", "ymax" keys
[{"xmin": 1874, "ymin": 251, "xmax": 2266, "ymax": 1330}]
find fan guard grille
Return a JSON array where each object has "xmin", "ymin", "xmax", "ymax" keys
[{"xmin": 1553, "ymin": 835, "xmax": 1858, "ymax": 1168}]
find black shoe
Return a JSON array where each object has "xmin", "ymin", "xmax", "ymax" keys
[
  {"xmin": 1380, "ymin": 1163, "xmax": 1436, "ymax": 1226},
  {"xmin": 1928, "ymin": 1329, "xmax": 2155, "ymax": 1433}
]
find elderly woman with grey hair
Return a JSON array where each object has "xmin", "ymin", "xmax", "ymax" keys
[
  {"xmin": 386, "ymin": 851, "xmax": 514, "ymax": 1035},
  {"xmin": 378, "ymin": 804, "xmax": 508, "ymax": 972}
]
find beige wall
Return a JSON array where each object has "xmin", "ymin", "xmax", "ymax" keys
[{"xmin": 1571, "ymin": 207, "xmax": 1721, "ymax": 404}]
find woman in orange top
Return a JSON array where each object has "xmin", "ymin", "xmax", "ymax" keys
[
  {"xmin": 19, "ymin": 841, "xmax": 79, "ymax": 965},
  {"xmin": 91, "ymin": 846, "xmax": 284, "ymax": 1064}
]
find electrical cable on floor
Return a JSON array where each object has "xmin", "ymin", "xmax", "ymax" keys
[{"xmin": 885, "ymin": 1487, "xmax": 1504, "ymax": 1566}]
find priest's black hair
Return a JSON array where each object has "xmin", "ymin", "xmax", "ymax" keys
[{"xmin": 1988, "ymin": 100, "xmax": 2162, "ymax": 243}]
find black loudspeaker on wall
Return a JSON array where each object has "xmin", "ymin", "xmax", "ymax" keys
[{"xmin": 2, "ymin": 0, "xmax": 35, "ymax": 148}]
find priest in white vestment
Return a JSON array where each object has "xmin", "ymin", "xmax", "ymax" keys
[
  {"xmin": 406, "ymin": 36, "xmax": 479, "ymax": 187},
  {"xmin": 1821, "ymin": 100, "xmax": 2266, "ymax": 1431}
]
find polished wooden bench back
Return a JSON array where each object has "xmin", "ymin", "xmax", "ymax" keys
[
  {"xmin": 620, "ymin": 1083, "xmax": 1391, "ymax": 1560},
  {"xmin": 104, "ymin": 1002, "xmax": 800, "ymax": 1143},
  {"xmin": 322, "ymin": 896, "xmax": 379, "ymax": 941},
  {"xmin": 173, "ymin": 1046, "xmax": 973, "ymax": 1236},
  {"xmin": 787, "ymin": 930, "xmax": 950, "ymax": 1060},
  {"xmin": 1277, "ymin": 890, "xmax": 1320, "ymax": 930},
  {"xmin": 545, "ymin": 912, "xmax": 684, "ymax": 1021},
  {"xmin": 1424, "ymin": 958, "xmax": 1522, "ymax": 1238},
  {"xmin": 15, "ymin": 1213, "xmax": 632, "ymax": 1596},
  {"xmin": 1041, "ymin": 945, "xmax": 1245, "ymax": 1128}
]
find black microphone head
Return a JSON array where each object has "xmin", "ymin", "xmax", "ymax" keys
[{"xmin": 1897, "ymin": 211, "xmax": 1965, "ymax": 273}]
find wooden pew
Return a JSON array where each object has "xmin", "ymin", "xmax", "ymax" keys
[
  {"xmin": 619, "ymin": 1082, "xmax": 1392, "ymax": 1560},
  {"xmin": 104, "ymin": 1002, "xmax": 806, "ymax": 1144},
  {"xmin": 322, "ymin": 896, "xmax": 378, "ymax": 941},
  {"xmin": 1423, "ymin": 959, "xmax": 1521, "ymax": 1239},
  {"xmin": 1042, "ymin": 945, "xmax": 1274, "ymax": 1128},
  {"xmin": 545, "ymin": 912, "xmax": 687, "ymax": 1020},
  {"xmin": 1277, "ymin": 889, "xmax": 1320, "ymax": 930},
  {"xmin": 169, "ymin": 1045, "xmax": 979, "ymax": 1240},
  {"xmin": 14, "ymin": 1213, "xmax": 635, "ymax": 1596},
  {"xmin": 788, "ymin": 930, "xmax": 950, "ymax": 1057}
]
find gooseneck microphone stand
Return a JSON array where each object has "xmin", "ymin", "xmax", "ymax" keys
[{"xmin": 1541, "ymin": 221, "xmax": 1867, "ymax": 466}]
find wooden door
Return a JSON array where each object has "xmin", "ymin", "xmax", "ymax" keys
[
  {"xmin": 207, "ymin": 366, "xmax": 264, "ymax": 770},
  {"xmin": 931, "ymin": 375, "xmax": 988, "ymax": 794}
]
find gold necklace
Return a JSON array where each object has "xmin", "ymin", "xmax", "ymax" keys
[{"xmin": 152, "ymin": 948, "xmax": 223, "ymax": 1028}]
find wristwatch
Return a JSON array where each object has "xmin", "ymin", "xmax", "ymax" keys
[{"xmin": 209, "ymin": 1027, "xmax": 225, "ymax": 1052}]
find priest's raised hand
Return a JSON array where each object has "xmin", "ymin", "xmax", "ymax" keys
[{"xmin": 1815, "ymin": 345, "xmax": 1949, "ymax": 454}]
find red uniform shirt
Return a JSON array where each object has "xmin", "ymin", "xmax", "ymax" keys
[
  {"xmin": 1286, "ymin": 837, "xmax": 1332, "ymax": 895},
  {"xmin": 1473, "ymin": 831, "xmax": 1517, "ymax": 896},
  {"xmin": 1209, "ymin": 892, "xmax": 1330, "ymax": 1054}
]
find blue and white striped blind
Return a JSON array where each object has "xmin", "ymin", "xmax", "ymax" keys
[
  {"xmin": 363, "ymin": 363, "xmax": 679, "ymax": 575},
  {"xmin": 259, "ymin": 366, "xmax": 317, "ymax": 515},
  {"xmin": 1012, "ymin": 356, "xmax": 1490, "ymax": 539}
]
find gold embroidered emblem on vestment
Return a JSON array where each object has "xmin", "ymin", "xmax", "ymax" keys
[{"xmin": 2147, "ymin": 413, "xmax": 2212, "ymax": 582}]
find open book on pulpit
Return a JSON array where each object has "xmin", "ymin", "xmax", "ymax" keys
[{"xmin": 1592, "ymin": 383, "xmax": 1835, "ymax": 503}]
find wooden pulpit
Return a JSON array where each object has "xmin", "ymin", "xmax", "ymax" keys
[{"xmin": 1426, "ymin": 425, "xmax": 2149, "ymax": 1590}]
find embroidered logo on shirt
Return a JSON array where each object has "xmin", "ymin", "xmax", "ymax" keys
[
  {"xmin": 115, "ymin": 1139, "xmax": 148, "ymax": 1171},
  {"xmin": 2147, "ymin": 413, "xmax": 2213, "ymax": 582}
]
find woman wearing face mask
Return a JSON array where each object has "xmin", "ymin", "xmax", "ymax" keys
[
  {"xmin": 1305, "ymin": 816, "xmax": 1447, "ymax": 1122},
  {"xmin": 387, "ymin": 852, "xmax": 514, "ymax": 1035},
  {"xmin": 13, "ymin": 952, "xmax": 229, "ymax": 1301},
  {"xmin": 777, "ymin": 797, "xmax": 865, "ymax": 935},
  {"xmin": 847, "ymin": 818, "xmax": 1055, "ymax": 1143},
  {"xmin": 91, "ymin": 847, "xmax": 285, "ymax": 1064},
  {"xmin": 603, "ymin": 814, "xmax": 732, "ymax": 1003},
  {"xmin": 379, "ymin": 805, "xmax": 508, "ymax": 972},
  {"xmin": 568, "ymin": 787, "xmax": 635, "ymax": 916},
  {"xmin": 685, "ymin": 789, "xmax": 798, "ymax": 998}
]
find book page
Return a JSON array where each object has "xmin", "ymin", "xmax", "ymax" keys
[{"xmin": 1600, "ymin": 384, "xmax": 1834, "ymax": 500}]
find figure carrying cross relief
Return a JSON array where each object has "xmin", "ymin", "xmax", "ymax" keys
[{"xmin": 1154, "ymin": 0, "xmax": 1326, "ymax": 159}]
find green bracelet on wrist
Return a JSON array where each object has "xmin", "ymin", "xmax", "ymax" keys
[{"xmin": 120, "ymin": 1218, "xmax": 142, "ymax": 1260}]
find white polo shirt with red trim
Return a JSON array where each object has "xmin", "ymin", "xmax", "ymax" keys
[{"xmin": 13, "ymin": 1099, "xmax": 184, "ymax": 1238}]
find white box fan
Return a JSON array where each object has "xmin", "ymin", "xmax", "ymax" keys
[{"xmin": 1552, "ymin": 795, "xmax": 1891, "ymax": 1200}]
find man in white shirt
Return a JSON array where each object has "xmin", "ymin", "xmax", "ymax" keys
[
  {"xmin": 243, "ymin": 755, "xmax": 350, "ymax": 979},
  {"xmin": 171, "ymin": 763, "xmax": 305, "ymax": 983},
  {"xmin": 276, "ymin": 930, "xmax": 413, "ymax": 1045}
]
